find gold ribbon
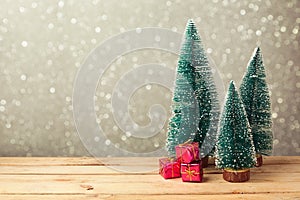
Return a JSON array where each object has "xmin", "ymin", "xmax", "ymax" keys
[
  {"xmin": 160, "ymin": 158, "xmax": 179, "ymax": 178},
  {"xmin": 182, "ymin": 166, "xmax": 200, "ymax": 181}
]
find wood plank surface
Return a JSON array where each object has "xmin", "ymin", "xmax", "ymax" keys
[
  {"xmin": 1, "ymin": 163, "xmax": 300, "ymax": 175},
  {"xmin": 0, "ymin": 156, "xmax": 299, "ymax": 200},
  {"xmin": 0, "ymin": 156, "xmax": 299, "ymax": 166},
  {"xmin": 0, "ymin": 194, "xmax": 300, "ymax": 200}
]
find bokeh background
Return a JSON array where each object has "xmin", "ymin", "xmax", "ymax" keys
[{"xmin": 0, "ymin": 0, "xmax": 299, "ymax": 156}]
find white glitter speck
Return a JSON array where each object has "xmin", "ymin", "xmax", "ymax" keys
[
  {"xmin": 272, "ymin": 113, "xmax": 278, "ymax": 118},
  {"xmin": 154, "ymin": 142, "xmax": 159, "ymax": 148},
  {"xmin": 273, "ymin": 139, "xmax": 279, "ymax": 145},
  {"xmin": 105, "ymin": 94, "xmax": 111, "ymax": 100},
  {"xmin": 70, "ymin": 18, "xmax": 77, "ymax": 24},
  {"xmin": 0, "ymin": 106, "xmax": 5, "ymax": 112},
  {"xmin": 48, "ymin": 23, "xmax": 54, "ymax": 29},
  {"xmin": 94, "ymin": 136, "xmax": 100, "ymax": 142},
  {"xmin": 19, "ymin": 7, "xmax": 25, "ymax": 13},
  {"xmin": 101, "ymin": 14, "xmax": 107, "ymax": 20},
  {"xmin": 292, "ymin": 27, "xmax": 298, "ymax": 34},
  {"xmin": 0, "ymin": 99, "xmax": 7, "ymax": 105},
  {"xmin": 240, "ymin": 9, "xmax": 246, "ymax": 15},
  {"xmin": 66, "ymin": 96, "xmax": 71, "ymax": 102},
  {"xmin": 280, "ymin": 26, "xmax": 286, "ymax": 32},
  {"xmin": 20, "ymin": 74, "xmax": 27, "ymax": 81},
  {"xmin": 95, "ymin": 27, "xmax": 101, "ymax": 33},
  {"xmin": 125, "ymin": 132, "xmax": 131, "ymax": 137},
  {"xmin": 2, "ymin": 18, "xmax": 8, "ymax": 24},
  {"xmin": 21, "ymin": 41, "xmax": 28, "ymax": 47},
  {"xmin": 15, "ymin": 101, "xmax": 21, "ymax": 106},
  {"xmin": 105, "ymin": 139, "xmax": 111, "ymax": 145},
  {"xmin": 267, "ymin": 15, "xmax": 273, "ymax": 20},
  {"xmin": 49, "ymin": 87, "xmax": 56, "ymax": 94},
  {"xmin": 58, "ymin": 1, "xmax": 64, "ymax": 8},
  {"xmin": 146, "ymin": 84, "xmax": 152, "ymax": 90},
  {"xmin": 256, "ymin": 30, "xmax": 262, "ymax": 36},
  {"xmin": 121, "ymin": 135, "xmax": 126, "ymax": 141}
]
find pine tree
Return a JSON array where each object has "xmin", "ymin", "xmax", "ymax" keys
[
  {"xmin": 166, "ymin": 19, "xmax": 220, "ymax": 157},
  {"xmin": 239, "ymin": 47, "xmax": 273, "ymax": 157},
  {"xmin": 215, "ymin": 81, "xmax": 256, "ymax": 170},
  {"xmin": 166, "ymin": 19, "xmax": 198, "ymax": 156},
  {"xmin": 190, "ymin": 23, "xmax": 220, "ymax": 157}
]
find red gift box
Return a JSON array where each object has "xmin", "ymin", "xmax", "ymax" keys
[
  {"xmin": 159, "ymin": 158, "xmax": 181, "ymax": 179},
  {"xmin": 181, "ymin": 161, "xmax": 203, "ymax": 182},
  {"xmin": 175, "ymin": 142, "xmax": 199, "ymax": 163}
]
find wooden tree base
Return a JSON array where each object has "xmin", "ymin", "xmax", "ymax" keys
[
  {"xmin": 223, "ymin": 169, "xmax": 250, "ymax": 182},
  {"xmin": 255, "ymin": 154, "xmax": 263, "ymax": 167},
  {"xmin": 208, "ymin": 156, "xmax": 216, "ymax": 166},
  {"xmin": 201, "ymin": 156, "xmax": 209, "ymax": 168}
]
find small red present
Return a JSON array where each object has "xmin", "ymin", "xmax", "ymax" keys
[
  {"xmin": 175, "ymin": 142, "xmax": 199, "ymax": 163},
  {"xmin": 181, "ymin": 161, "xmax": 203, "ymax": 182},
  {"xmin": 159, "ymin": 157, "xmax": 181, "ymax": 179}
]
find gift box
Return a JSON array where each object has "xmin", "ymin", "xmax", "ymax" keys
[
  {"xmin": 181, "ymin": 161, "xmax": 203, "ymax": 182},
  {"xmin": 175, "ymin": 142, "xmax": 199, "ymax": 163},
  {"xmin": 159, "ymin": 158, "xmax": 181, "ymax": 179}
]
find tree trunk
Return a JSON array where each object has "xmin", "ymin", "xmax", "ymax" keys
[
  {"xmin": 255, "ymin": 154, "xmax": 263, "ymax": 167},
  {"xmin": 201, "ymin": 155, "xmax": 209, "ymax": 168}
]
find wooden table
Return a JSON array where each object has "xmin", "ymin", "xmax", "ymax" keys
[{"xmin": 0, "ymin": 156, "xmax": 299, "ymax": 199}]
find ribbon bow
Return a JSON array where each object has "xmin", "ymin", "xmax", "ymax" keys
[{"xmin": 183, "ymin": 167, "xmax": 199, "ymax": 181}]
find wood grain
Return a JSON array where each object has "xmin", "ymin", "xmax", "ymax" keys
[
  {"xmin": 0, "ymin": 194, "xmax": 300, "ymax": 200},
  {"xmin": 0, "ymin": 157, "xmax": 299, "ymax": 199}
]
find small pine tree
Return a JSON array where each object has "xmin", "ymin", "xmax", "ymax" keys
[
  {"xmin": 239, "ymin": 47, "xmax": 273, "ymax": 156},
  {"xmin": 166, "ymin": 19, "xmax": 198, "ymax": 156},
  {"xmin": 215, "ymin": 81, "xmax": 256, "ymax": 170}
]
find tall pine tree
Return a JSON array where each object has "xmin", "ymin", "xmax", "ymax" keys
[
  {"xmin": 166, "ymin": 19, "xmax": 198, "ymax": 156},
  {"xmin": 239, "ymin": 47, "xmax": 273, "ymax": 158},
  {"xmin": 166, "ymin": 19, "xmax": 220, "ymax": 157},
  {"xmin": 215, "ymin": 81, "xmax": 256, "ymax": 171},
  {"xmin": 191, "ymin": 23, "xmax": 220, "ymax": 158}
]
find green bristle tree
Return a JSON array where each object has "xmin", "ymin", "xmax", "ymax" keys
[
  {"xmin": 215, "ymin": 81, "xmax": 256, "ymax": 170},
  {"xmin": 239, "ymin": 47, "xmax": 273, "ymax": 165},
  {"xmin": 191, "ymin": 23, "xmax": 220, "ymax": 158},
  {"xmin": 166, "ymin": 19, "xmax": 220, "ymax": 157},
  {"xmin": 166, "ymin": 19, "xmax": 198, "ymax": 156}
]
